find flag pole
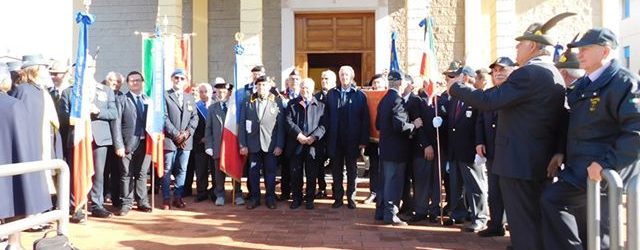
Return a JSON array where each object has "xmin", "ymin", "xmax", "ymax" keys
[
  {"xmin": 232, "ymin": 179, "xmax": 236, "ymax": 206},
  {"xmin": 433, "ymin": 95, "xmax": 444, "ymax": 226}
]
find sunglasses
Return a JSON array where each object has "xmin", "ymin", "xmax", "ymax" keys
[
  {"xmin": 446, "ymin": 74, "xmax": 457, "ymax": 79},
  {"xmin": 173, "ymin": 76, "xmax": 186, "ymax": 80}
]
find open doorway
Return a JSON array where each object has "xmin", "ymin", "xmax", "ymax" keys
[{"xmin": 307, "ymin": 53, "xmax": 362, "ymax": 89}]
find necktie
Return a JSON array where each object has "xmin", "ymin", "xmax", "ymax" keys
[
  {"xmin": 136, "ymin": 96, "xmax": 144, "ymax": 115},
  {"xmin": 52, "ymin": 88, "xmax": 59, "ymax": 100},
  {"xmin": 455, "ymin": 101, "xmax": 463, "ymax": 120},
  {"xmin": 583, "ymin": 77, "xmax": 592, "ymax": 89},
  {"xmin": 222, "ymin": 102, "xmax": 228, "ymax": 114}
]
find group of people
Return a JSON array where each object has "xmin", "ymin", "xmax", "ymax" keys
[{"xmin": 2, "ymin": 13, "xmax": 640, "ymax": 250}]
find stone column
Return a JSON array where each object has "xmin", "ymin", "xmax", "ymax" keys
[
  {"xmin": 192, "ymin": 0, "xmax": 208, "ymax": 83},
  {"xmin": 406, "ymin": 0, "xmax": 429, "ymax": 76}
]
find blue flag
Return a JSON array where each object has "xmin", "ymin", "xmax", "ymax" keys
[{"xmin": 390, "ymin": 32, "xmax": 400, "ymax": 73}]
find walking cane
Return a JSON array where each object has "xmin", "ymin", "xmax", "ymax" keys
[{"xmin": 432, "ymin": 95, "xmax": 445, "ymax": 225}]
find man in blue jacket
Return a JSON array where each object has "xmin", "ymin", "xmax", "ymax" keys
[{"xmin": 541, "ymin": 27, "xmax": 640, "ymax": 250}]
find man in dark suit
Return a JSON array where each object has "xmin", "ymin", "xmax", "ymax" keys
[
  {"xmin": 205, "ymin": 79, "xmax": 245, "ymax": 206},
  {"xmin": 312, "ymin": 69, "xmax": 336, "ymax": 199},
  {"xmin": 285, "ymin": 78, "xmax": 326, "ymax": 209},
  {"xmin": 104, "ymin": 71, "xmax": 124, "ymax": 208},
  {"xmin": 188, "ymin": 83, "xmax": 215, "ymax": 202},
  {"xmin": 79, "ymin": 65, "xmax": 119, "ymax": 219},
  {"xmin": 162, "ymin": 69, "xmax": 199, "ymax": 210},
  {"xmin": 277, "ymin": 69, "xmax": 302, "ymax": 201},
  {"xmin": 444, "ymin": 66, "xmax": 489, "ymax": 232},
  {"xmin": 111, "ymin": 71, "xmax": 152, "ymax": 216},
  {"xmin": 475, "ymin": 57, "xmax": 516, "ymax": 237},
  {"xmin": 326, "ymin": 65, "xmax": 370, "ymax": 209},
  {"xmin": 239, "ymin": 75, "xmax": 286, "ymax": 210},
  {"xmin": 447, "ymin": 15, "xmax": 570, "ymax": 249},
  {"xmin": 541, "ymin": 28, "xmax": 640, "ymax": 249},
  {"xmin": 374, "ymin": 71, "xmax": 423, "ymax": 226}
]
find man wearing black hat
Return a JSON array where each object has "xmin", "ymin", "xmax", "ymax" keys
[
  {"xmin": 555, "ymin": 49, "xmax": 584, "ymax": 88},
  {"xmin": 243, "ymin": 65, "xmax": 265, "ymax": 100},
  {"xmin": 475, "ymin": 57, "xmax": 516, "ymax": 237},
  {"xmin": 374, "ymin": 70, "xmax": 423, "ymax": 226},
  {"xmin": 447, "ymin": 13, "xmax": 572, "ymax": 250},
  {"xmin": 541, "ymin": 27, "xmax": 640, "ymax": 249},
  {"xmin": 443, "ymin": 66, "xmax": 489, "ymax": 233}
]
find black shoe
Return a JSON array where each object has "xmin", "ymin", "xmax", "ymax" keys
[
  {"xmin": 315, "ymin": 190, "xmax": 327, "ymax": 199},
  {"xmin": 305, "ymin": 202, "xmax": 314, "ymax": 210},
  {"xmin": 70, "ymin": 210, "xmax": 86, "ymax": 224},
  {"xmin": 331, "ymin": 200, "xmax": 343, "ymax": 208},
  {"xmin": 115, "ymin": 207, "xmax": 130, "ymax": 216},
  {"xmin": 137, "ymin": 205, "xmax": 153, "ymax": 213},
  {"xmin": 443, "ymin": 218, "xmax": 463, "ymax": 226},
  {"xmin": 426, "ymin": 214, "xmax": 440, "ymax": 224},
  {"xmin": 362, "ymin": 192, "xmax": 376, "ymax": 204},
  {"xmin": 408, "ymin": 214, "xmax": 426, "ymax": 223},
  {"xmin": 347, "ymin": 200, "xmax": 356, "ymax": 209},
  {"xmin": 246, "ymin": 200, "xmax": 259, "ymax": 210},
  {"xmin": 477, "ymin": 227, "xmax": 506, "ymax": 237},
  {"xmin": 290, "ymin": 201, "xmax": 301, "ymax": 209},
  {"xmin": 91, "ymin": 208, "xmax": 112, "ymax": 218},
  {"xmin": 267, "ymin": 201, "xmax": 277, "ymax": 209},
  {"xmin": 277, "ymin": 194, "xmax": 290, "ymax": 201},
  {"xmin": 195, "ymin": 194, "xmax": 208, "ymax": 203}
]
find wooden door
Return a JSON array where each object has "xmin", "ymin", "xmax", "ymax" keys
[{"xmin": 295, "ymin": 13, "xmax": 375, "ymax": 86}]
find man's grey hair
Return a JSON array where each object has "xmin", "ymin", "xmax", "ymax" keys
[{"xmin": 388, "ymin": 79, "xmax": 402, "ymax": 89}]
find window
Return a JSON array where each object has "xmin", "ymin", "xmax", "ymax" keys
[
  {"xmin": 623, "ymin": 0, "xmax": 630, "ymax": 19},
  {"xmin": 624, "ymin": 46, "xmax": 630, "ymax": 68}
]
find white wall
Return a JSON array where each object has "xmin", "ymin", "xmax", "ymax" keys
[
  {"xmin": 0, "ymin": 0, "xmax": 74, "ymax": 62},
  {"xmin": 620, "ymin": 0, "xmax": 640, "ymax": 73}
]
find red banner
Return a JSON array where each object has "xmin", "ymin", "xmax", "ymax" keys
[{"xmin": 362, "ymin": 89, "xmax": 386, "ymax": 141}]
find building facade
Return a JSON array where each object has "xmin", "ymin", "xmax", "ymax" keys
[{"xmin": 3, "ymin": 0, "xmax": 630, "ymax": 87}]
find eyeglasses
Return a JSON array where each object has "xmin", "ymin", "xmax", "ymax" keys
[{"xmin": 173, "ymin": 76, "xmax": 186, "ymax": 80}]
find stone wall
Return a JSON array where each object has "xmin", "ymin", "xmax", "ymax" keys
[
  {"xmin": 182, "ymin": 0, "xmax": 192, "ymax": 33},
  {"xmin": 430, "ymin": 0, "xmax": 465, "ymax": 72},
  {"xmin": 262, "ymin": 0, "xmax": 282, "ymax": 83},
  {"xmin": 515, "ymin": 0, "xmax": 597, "ymax": 48},
  {"xmin": 208, "ymin": 0, "xmax": 241, "ymax": 83},
  {"xmin": 388, "ymin": 0, "xmax": 408, "ymax": 71},
  {"xmin": 88, "ymin": 0, "xmax": 159, "ymax": 80}
]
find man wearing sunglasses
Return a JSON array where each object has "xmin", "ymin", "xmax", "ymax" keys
[{"xmin": 162, "ymin": 69, "xmax": 199, "ymax": 210}]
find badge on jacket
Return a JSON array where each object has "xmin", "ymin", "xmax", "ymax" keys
[
  {"xmin": 187, "ymin": 102, "xmax": 194, "ymax": 111},
  {"xmin": 589, "ymin": 97, "xmax": 600, "ymax": 112},
  {"xmin": 465, "ymin": 110, "xmax": 472, "ymax": 118}
]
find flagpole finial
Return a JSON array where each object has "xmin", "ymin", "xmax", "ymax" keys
[
  {"xmin": 83, "ymin": 0, "xmax": 91, "ymax": 12},
  {"xmin": 235, "ymin": 32, "xmax": 244, "ymax": 43}
]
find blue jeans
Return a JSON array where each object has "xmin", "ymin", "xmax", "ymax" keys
[
  {"xmin": 248, "ymin": 151, "xmax": 278, "ymax": 203},
  {"xmin": 163, "ymin": 149, "xmax": 191, "ymax": 200}
]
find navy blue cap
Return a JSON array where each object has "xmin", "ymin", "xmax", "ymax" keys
[
  {"xmin": 171, "ymin": 68, "xmax": 187, "ymax": 78},
  {"xmin": 387, "ymin": 70, "xmax": 405, "ymax": 81},
  {"xmin": 454, "ymin": 66, "xmax": 476, "ymax": 78},
  {"xmin": 568, "ymin": 27, "xmax": 618, "ymax": 49},
  {"xmin": 489, "ymin": 57, "xmax": 517, "ymax": 69}
]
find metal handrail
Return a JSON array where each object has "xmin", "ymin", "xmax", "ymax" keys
[
  {"xmin": 627, "ymin": 175, "xmax": 640, "ymax": 250},
  {"xmin": 0, "ymin": 159, "xmax": 70, "ymax": 237},
  {"xmin": 587, "ymin": 169, "xmax": 624, "ymax": 250}
]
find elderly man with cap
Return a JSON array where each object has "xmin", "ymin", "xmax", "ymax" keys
[
  {"xmin": 443, "ymin": 66, "xmax": 489, "ymax": 233},
  {"xmin": 205, "ymin": 78, "xmax": 245, "ymax": 206},
  {"xmin": 541, "ymin": 27, "xmax": 640, "ymax": 249},
  {"xmin": 555, "ymin": 48, "xmax": 584, "ymax": 88},
  {"xmin": 162, "ymin": 68, "xmax": 199, "ymax": 209},
  {"xmin": 374, "ymin": 70, "xmax": 423, "ymax": 226},
  {"xmin": 446, "ymin": 13, "xmax": 572, "ymax": 250},
  {"xmin": 475, "ymin": 56, "xmax": 516, "ymax": 238}
]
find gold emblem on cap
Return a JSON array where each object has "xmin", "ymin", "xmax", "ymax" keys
[
  {"xmin": 559, "ymin": 55, "xmax": 567, "ymax": 63},
  {"xmin": 534, "ymin": 30, "xmax": 543, "ymax": 36}
]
